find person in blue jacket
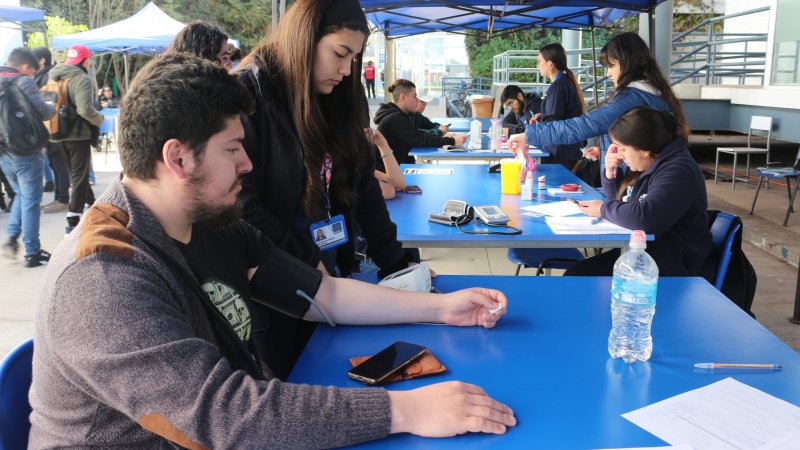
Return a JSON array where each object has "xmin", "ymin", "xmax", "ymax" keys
[
  {"xmin": 533, "ymin": 43, "xmax": 586, "ymax": 170},
  {"xmin": 570, "ymin": 106, "xmax": 714, "ymax": 279},
  {"xmin": 508, "ymin": 32, "xmax": 689, "ymax": 174}
]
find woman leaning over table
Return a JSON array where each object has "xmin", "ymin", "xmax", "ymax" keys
[
  {"xmin": 508, "ymin": 32, "xmax": 689, "ymax": 176},
  {"xmin": 234, "ymin": 0, "xmax": 416, "ymax": 379},
  {"xmin": 569, "ymin": 106, "xmax": 714, "ymax": 279}
]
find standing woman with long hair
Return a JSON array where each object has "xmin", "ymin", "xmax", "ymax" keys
[
  {"xmin": 235, "ymin": 0, "xmax": 413, "ymax": 379},
  {"xmin": 534, "ymin": 43, "xmax": 586, "ymax": 170},
  {"xmin": 508, "ymin": 32, "xmax": 689, "ymax": 186}
]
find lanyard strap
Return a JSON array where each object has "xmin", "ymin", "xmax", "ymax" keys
[{"xmin": 320, "ymin": 152, "xmax": 333, "ymax": 218}]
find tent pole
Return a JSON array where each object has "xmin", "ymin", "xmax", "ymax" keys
[
  {"xmin": 124, "ymin": 54, "xmax": 129, "ymax": 94},
  {"xmin": 648, "ymin": 6, "xmax": 656, "ymax": 54},
  {"xmin": 272, "ymin": 0, "xmax": 278, "ymax": 29},
  {"xmin": 590, "ymin": 25, "xmax": 598, "ymax": 109}
]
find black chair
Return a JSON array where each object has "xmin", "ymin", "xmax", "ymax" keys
[
  {"xmin": 749, "ymin": 146, "xmax": 800, "ymax": 227},
  {"xmin": 506, "ymin": 247, "xmax": 585, "ymax": 276}
]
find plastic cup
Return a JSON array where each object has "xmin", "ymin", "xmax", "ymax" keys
[{"xmin": 500, "ymin": 159, "xmax": 522, "ymax": 195}]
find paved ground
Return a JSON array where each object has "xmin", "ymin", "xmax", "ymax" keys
[{"xmin": 1, "ymin": 133, "xmax": 799, "ymax": 358}]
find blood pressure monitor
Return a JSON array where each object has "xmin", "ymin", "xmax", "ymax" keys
[{"xmin": 472, "ymin": 205, "xmax": 510, "ymax": 226}]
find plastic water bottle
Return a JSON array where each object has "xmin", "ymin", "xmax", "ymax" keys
[
  {"xmin": 608, "ymin": 230, "xmax": 658, "ymax": 363},
  {"xmin": 469, "ymin": 118, "xmax": 482, "ymax": 149},
  {"xmin": 489, "ymin": 119, "xmax": 502, "ymax": 151}
]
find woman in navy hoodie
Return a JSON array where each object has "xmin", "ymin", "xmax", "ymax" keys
[{"xmin": 571, "ymin": 107, "xmax": 714, "ymax": 279}]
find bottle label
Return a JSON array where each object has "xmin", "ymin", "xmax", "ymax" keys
[{"xmin": 611, "ymin": 278, "xmax": 657, "ymax": 306}]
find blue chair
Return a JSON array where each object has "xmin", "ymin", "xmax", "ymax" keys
[
  {"xmin": 749, "ymin": 146, "xmax": 800, "ymax": 227},
  {"xmin": 0, "ymin": 338, "xmax": 33, "ymax": 450},
  {"xmin": 708, "ymin": 212, "xmax": 741, "ymax": 290},
  {"xmin": 507, "ymin": 247, "xmax": 584, "ymax": 276},
  {"xmin": 96, "ymin": 116, "xmax": 116, "ymax": 155}
]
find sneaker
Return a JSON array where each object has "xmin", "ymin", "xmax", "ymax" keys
[
  {"xmin": 65, "ymin": 215, "xmax": 80, "ymax": 236},
  {"xmin": 43, "ymin": 181, "xmax": 55, "ymax": 192},
  {"xmin": 24, "ymin": 249, "xmax": 51, "ymax": 268},
  {"xmin": 42, "ymin": 201, "xmax": 69, "ymax": 213},
  {"xmin": 2, "ymin": 238, "xmax": 18, "ymax": 260}
]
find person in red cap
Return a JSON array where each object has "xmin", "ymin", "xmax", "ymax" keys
[{"xmin": 47, "ymin": 44, "xmax": 104, "ymax": 235}]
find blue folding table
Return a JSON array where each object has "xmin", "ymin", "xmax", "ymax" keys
[
  {"xmin": 386, "ymin": 164, "xmax": 627, "ymax": 249},
  {"xmin": 289, "ymin": 275, "xmax": 800, "ymax": 449}
]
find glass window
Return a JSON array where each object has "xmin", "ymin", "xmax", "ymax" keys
[{"xmin": 772, "ymin": 0, "xmax": 800, "ymax": 85}]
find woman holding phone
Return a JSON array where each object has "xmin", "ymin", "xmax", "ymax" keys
[
  {"xmin": 533, "ymin": 43, "xmax": 586, "ymax": 170},
  {"xmin": 235, "ymin": 0, "xmax": 415, "ymax": 378},
  {"xmin": 508, "ymin": 32, "xmax": 689, "ymax": 189},
  {"xmin": 569, "ymin": 107, "xmax": 713, "ymax": 279}
]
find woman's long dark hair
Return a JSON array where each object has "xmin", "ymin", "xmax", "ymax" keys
[
  {"xmin": 539, "ymin": 43, "xmax": 586, "ymax": 114},
  {"xmin": 599, "ymin": 32, "xmax": 689, "ymax": 139},
  {"xmin": 244, "ymin": 0, "xmax": 370, "ymax": 221},
  {"xmin": 608, "ymin": 106, "xmax": 680, "ymax": 199}
]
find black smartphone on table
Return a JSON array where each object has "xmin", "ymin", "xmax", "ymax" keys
[
  {"xmin": 404, "ymin": 185, "xmax": 422, "ymax": 194},
  {"xmin": 347, "ymin": 341, "xmax": 428, "ymax": 385}
]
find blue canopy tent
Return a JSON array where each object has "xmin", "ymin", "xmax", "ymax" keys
[
  {"xmin": 50, "ymin": 2, "xmax": 184, "ymax": 92},
  {"xmin": 0, "ymin": 5, "xmax": 46, "ymax": 55},
  {"xmin": 359, "ymin": 0, "xmax": 669, "ymax": 106}
]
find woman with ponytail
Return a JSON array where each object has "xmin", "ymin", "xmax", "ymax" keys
[
  {"xmin": 568, "ymin": 106, "xmax": 713, "ymax": 279},
  {"xmin": 535, "ymin": 42, "xmax": 586, "ymax": 169}
]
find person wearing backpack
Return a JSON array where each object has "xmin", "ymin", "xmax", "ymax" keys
[
  {"xmin": 0, "ymin": 47, "xmax": 55, "ymax": 267},
  {"xmin": 33, "ymin": 47, "xmax": 71, "ymax": 214},
  {"xmin": 46, "ymin": 44, "xmax": 104, "ymax": 234}
]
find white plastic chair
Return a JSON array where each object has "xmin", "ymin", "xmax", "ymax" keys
[{"xmin": 715, "ymin": 115, "xmax": 773, "ymax": 189}]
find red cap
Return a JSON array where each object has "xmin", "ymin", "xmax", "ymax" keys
[{"xmin": 65, "ymin": 45, "xmax": 91, "ymax": 65}]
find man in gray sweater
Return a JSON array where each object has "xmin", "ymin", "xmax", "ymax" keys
[{"xmin": 29, "ymin": 53, "xmax": 515, "ymax": 448}]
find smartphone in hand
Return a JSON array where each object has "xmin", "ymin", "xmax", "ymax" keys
[{"xmin": 347, "ymin": 342, "xmax": 428, "ymax": 385}]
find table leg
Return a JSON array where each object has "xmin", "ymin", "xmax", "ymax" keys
[
  {"xmin": 791, "ymin": 261, "xmax": 800, "ymax": 324},
  {"xmin": 732, "ymin": 153, "xmax": 738, "ymax": 189}
]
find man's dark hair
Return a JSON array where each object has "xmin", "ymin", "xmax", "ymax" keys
[
  {"xmin": 167, "ymin": 20, "xmax": 228, "ymax": 63},
  {"xmin": 31, "ymin": 47, "xmax": 52, "ymax": 67},
  {"xmin": 387, "ymin": 79, "xmax": 415, "ymax": 102},
  {"xmin": 500, "ymin": 85, "xmax": 524, "ymax": 106},
  {"xmin": 6, "ymin": 47, "xmax": 38, "ymax": 69},
  {"xmin": 118, "ymin": 53, "xmax": 254, "ymax": 180}
]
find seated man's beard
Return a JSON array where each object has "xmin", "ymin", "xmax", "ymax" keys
[
  {"xmin": 187, "ymin": 172, "xmax": 243, "ymax": 230},
  {"xmin": 195, "ymin": 202, "xmax": 242, "ymax": 230}
]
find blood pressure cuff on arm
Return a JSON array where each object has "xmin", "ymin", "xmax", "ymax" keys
[{"xmin": 249, "ymin": 240, "xmax": 323, "ymax": 319}]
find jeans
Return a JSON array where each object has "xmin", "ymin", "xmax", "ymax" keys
[
  {"xmin": 0, "ymin": 151, "xmax": 44, "ymax": 255},
  {"xmin": 46, "ymin": 141, "xmax": 70, "ymax": 203},
  {"xmin": 43, "ymin": 154, "xmax": 54, "ymax": 183}
]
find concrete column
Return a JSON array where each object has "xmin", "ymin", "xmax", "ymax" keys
[
  {"xmin": 655, "ymin": 0, "xmax": 673, "ymax": 79},
  {"xmin": 384, "ymin": 36, "xmax": 395, "ymax": 103},
  {"xmin": 640, "ymin": 0, "xmax": 673, "ymax": 79},
  {"xmin": 561, "ymin": 29, "xmax": 581, "ymax": 70}
]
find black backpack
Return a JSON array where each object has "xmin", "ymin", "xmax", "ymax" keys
[{"xmin": 0, "ymin": 74, "xmax": 49, "ymax": 156}]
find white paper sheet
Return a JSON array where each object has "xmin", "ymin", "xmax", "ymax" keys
[
  {"xmin": 547, "ymin": 187, "xmax": 585, "ymax": 195},
  {"xmin": 521, "ymin": 201, "xmax": 581, "ymax": 217},
  {"xmin": 623, "ymin": 378, "xmax": 800, "ymax": 450},
  {"xmin": 545, "ymin": 216, "xmax": 633, "ymax": 234},
  {"xmin": 594, "ymin": 446, "xmax": 694, "ymax": 450},
  {"xmin": 403, "ymin": 168, "xmax": 454, "ymax": 175}
]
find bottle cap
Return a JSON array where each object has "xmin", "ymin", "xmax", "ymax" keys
[{"xmin": 630, "ymin": 230, "xmax": 646, "ymax": 248}]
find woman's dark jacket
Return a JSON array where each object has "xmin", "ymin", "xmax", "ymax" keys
[
  {"xmin": 236, "ymin": 64, "xmax": 407, "ymax": 276},
  {"xmin": 540, "ymin": 72, "xmax": 583, "ymax": 163},
  {"xmin": 601, "ymin": 138, "xmax": 713, "ymax": 278}
]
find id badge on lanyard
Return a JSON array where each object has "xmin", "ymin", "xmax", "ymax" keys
[{"xmin": 310, "ymin": 153, "xmax": 349, "ymax": 251}]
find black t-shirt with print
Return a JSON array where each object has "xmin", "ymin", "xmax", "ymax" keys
[{"xmin": 176, "ymin": 220, "xmax": 322, "ymax": 366}]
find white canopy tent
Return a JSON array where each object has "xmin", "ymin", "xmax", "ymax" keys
[{"xmin": 50, "ymin": 2, "xmax": 184, "ymax": 92}]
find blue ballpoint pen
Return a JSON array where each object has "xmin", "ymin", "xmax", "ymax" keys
[{"xmin": 590, "ymin": 217, "xmax": 602, "ymax": 225}]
